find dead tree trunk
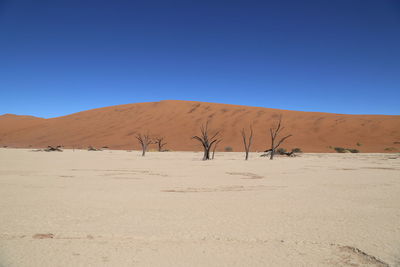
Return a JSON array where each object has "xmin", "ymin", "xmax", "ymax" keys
[
  {"xmin": 241, "ymin": 126, "xmax": 253, "ymax": 160},
  {"xmin": 192, "ymin": 121, "xmax": 220, "ymax": 160},
  {"xmin": 269, "ymin": 116, "xmax": 292, "ymax": 160},
  {"xmin": 212, "ymin": 139, "xmax": 222, "ymax": 160},
  {"xmin": 154, "ymin": 137, "xmax": 167, "ymax": 152},
  {"xmin": 136, "ymin": 133, "xmax": 152, "ymax": 156}
]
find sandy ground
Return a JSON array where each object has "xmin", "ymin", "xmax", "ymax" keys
[{"xmin": 0, "ymin": 149, "xmax": 399, "ymax": 266}]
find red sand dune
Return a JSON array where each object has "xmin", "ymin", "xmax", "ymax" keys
[{"xmin": 0, "ymin": 100, "xmax": 399, "ymax": 152}]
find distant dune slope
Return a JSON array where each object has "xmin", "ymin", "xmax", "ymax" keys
[{"xmin": 0, "ymin": 100, "xmax": 399, "ymax": 152}]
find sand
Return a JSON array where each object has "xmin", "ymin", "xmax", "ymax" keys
[
  {"xmin": 1, "ymin": 100, "xmax": 399, "ymax": 152},
  {"xmin": 0, "ymin": 148, "xmax": 399, "ymax": 266}
]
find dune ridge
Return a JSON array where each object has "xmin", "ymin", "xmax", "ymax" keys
[{"xmin": 0, "ymin": 100, "xmax": 399, "ymax": 152}]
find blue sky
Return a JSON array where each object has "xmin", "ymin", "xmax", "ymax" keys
[{"xmin": 0, "ymin": 0, "xmax": 399, "ymax": 118}]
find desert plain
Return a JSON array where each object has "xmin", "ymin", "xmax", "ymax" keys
[{"xmin": 0, "ymin": 148, "xmax": 399, "ymax": 266}]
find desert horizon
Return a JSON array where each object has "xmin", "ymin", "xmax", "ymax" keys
[{"xmin": 1, "ymin": 100, "xmax": 399, "ymax": 153}]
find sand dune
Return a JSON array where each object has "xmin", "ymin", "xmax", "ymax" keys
[{"xmin": 0, "ymin": 100, "xmax": 399, "ymax": 152}]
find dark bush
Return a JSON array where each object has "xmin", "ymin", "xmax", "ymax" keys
[
  {"xmin": 334, "ymin": 147, "xmax": 346, "ymax": 153},
  {"xmin": 292, "ymin": 148, "xmax": 302, "ymax": 153},
  {"xmin": 224, "ymin": 146, "xmax": 233, "ymax": 152},
  {"xmin": 277, "ymin": 148, "xmax": 286, "ymax": 155},
  {"xmin": 334, "ymin": 147, "xmax": 359, "ymax": 153}
]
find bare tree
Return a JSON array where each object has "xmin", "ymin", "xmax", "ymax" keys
[
  {"xmin": 154, "ymin": 136, "xmax": 167, "ymax": 152},
  {"xmin": 241, "ymin": 125, "xmax": 253, "ymax": 160},
  {"xmin": 44, "ymin": 145, "xmax": 63, "ymax": 152},
  {"xmin": 192, "ymin": 121, "xmax": 220, "ymax": 160},
  {"xmin": 136, "ymin": 133, "xmax": 152, "ymax": 156},
  {"xmin": 269, "ymin": 116, "xmax": 292, "ymax": 160},
  {"xmin": 211, "ymin": 139, "xmax": 222, "ymax": 160}
]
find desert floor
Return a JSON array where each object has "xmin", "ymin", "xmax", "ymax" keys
[{"xmin": 0, "ymin": 149, "xmax": 399, "ymax": 266}]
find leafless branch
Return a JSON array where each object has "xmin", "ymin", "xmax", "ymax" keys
[
  {"xmin": 154, "ymin": 136, "xmax": 167, "ymax": 152},
  {"xmin": 268, "ymin": 116, "xmax": 292, "ymax": 160},
  {"xmin": 136, "ymin": 133, "xmax": 152, "ymax": 156},
  {"xmin": 241, "ymin": 125, "xmax": 253, "ymax": 160},
  {"xmin": 192, "ymin": 121, "xmax": 221, "ymax": 160},
  {"xmin": 211, "ymin": 139, "xmax": 222, "ymax": 160}
]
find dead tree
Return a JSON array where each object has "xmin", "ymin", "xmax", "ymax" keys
[
  {"xmin": 154, "ymin": 136, "xmax": 167, "ymax": 152},
  {"xmin": 241, "ymin": 125, "xmax": 253, "ymax": 160},
  {"xmin": 192, "ymin": 121, "xmax": 220, "ymax": 160},
  {"xmin": 136, "ymin": 133, "xmax": 152, "ymax": 156},
  {"xmin": 212, "ymin": 139, "xmax": 222, "ymax": 160},
  {"xmin": 44, "ymin": 146, "xmax": 63, "ymax": 152},
  {"xmin": 88, "ymin": 146, "xmax": 101, "ymax": 151},
  {"xmin": 269, "ymin": 116, "xmax": 292, "ymax": 160}
]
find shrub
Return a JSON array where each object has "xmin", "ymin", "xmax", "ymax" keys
[
  {"xmin": 384, "ymin": 147, "xmax": 397, "ymax": 152},
  {"xmin": 277, "ymin": 148, "xmax": 286, "ymax": 154},
  {"xmin": 334, "ymin": 147, "xmax": 346, "ymax": 153},
  {"xmin": 292, "ymin": 148, "xmax": 302, "ymax": 153},
  {"xmin": 334, "ymin": 147, "xmax": 359, "ymax": 153},
  {"xmin": 356, "ymin": 142, "xmax": 362, "ymax": 146},
  {"xmin": 224, "ymin": 146, "xmax": 233, "ymax": 152},
  {"xmin": 348, "ymin": 148, "xmax": 359, "ymax": 153}
]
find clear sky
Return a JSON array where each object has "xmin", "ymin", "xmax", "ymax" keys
[{"xmin": 1, "ymin": 0, "xmax": 399, "ymax": 118}]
